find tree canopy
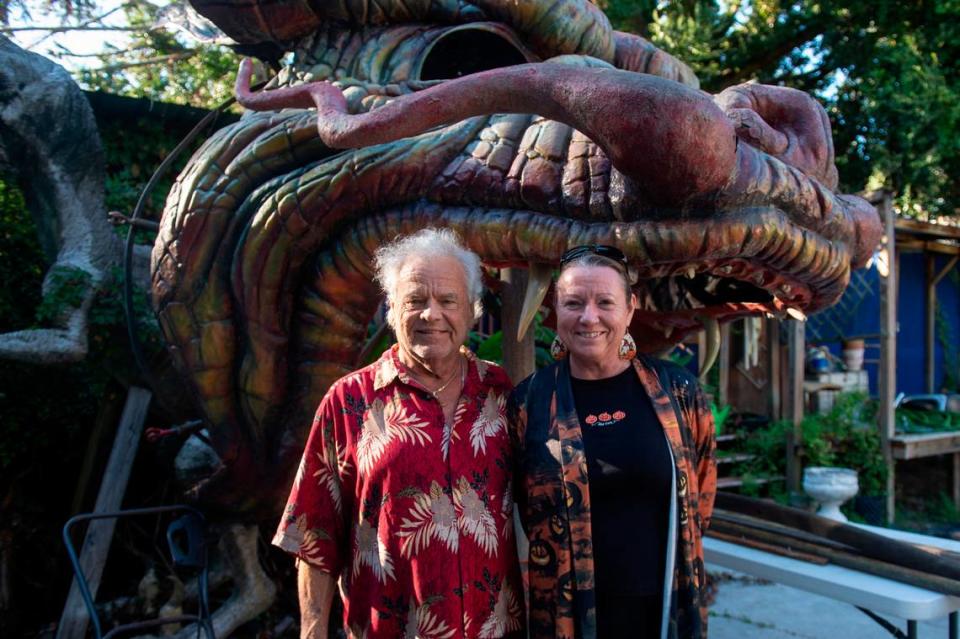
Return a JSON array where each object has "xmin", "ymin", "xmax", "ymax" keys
[
  {"xmin": 4, "ymin": 0, "xmax": 959, "ymax": 217},
  {"xmin": 606, "ymin": 0, "xmax": 960, "ymax": 219}
]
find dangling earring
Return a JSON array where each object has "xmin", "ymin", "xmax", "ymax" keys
[
  {"xmin": 550, "ymin": 335, "xmax": 568, "ymax": 360},
  {"xmin": 618, "ymin": 333, "xmax": 637, "ymax": 360}
]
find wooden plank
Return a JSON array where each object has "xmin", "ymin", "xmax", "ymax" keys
[
  {"xmin": 897, "ymin": 239, "xmax": 960, "ymax": 255},
  {"xmin": 499, "ymin": 268, "xmax": 535, "ymax": 385},
  {"xmin": 878, "ymin": 193, "xmax": 897, "ymax": 525},
  {"xmin": 56, "ymin": 387, "xmax": 152, "ymax": 639},
  {"xmin": 717, "ymin": 475, "xmax": 783, "ymax": 490},
  {"xmin": 716, "ymin": 453, "xmax": 756, "ymax": 465},
  {"xmin": 924, "ymin": 241, "xmax": 960, "ymax": 256},
  {"xmin": 890, "ymin": 432, "xmax": 960, "ymax": 460},
  {"xmin": 895, "ymin": 217, "xmax": 960, "ymax": 241},
  {"xmin": 70, "ymin": 383, "xmax": 125, "ymax": 515}
]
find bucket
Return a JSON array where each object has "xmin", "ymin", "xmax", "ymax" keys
[{"xmin": 842, "ymin": 339, "xmax": 865, "ymax": 372}]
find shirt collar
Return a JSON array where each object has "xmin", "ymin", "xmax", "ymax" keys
[{"xmin": 373, "ymin": 344, "xmax": 487, "ymax": 392}]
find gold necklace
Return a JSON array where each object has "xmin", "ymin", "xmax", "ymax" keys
[{"xmin": 422, "ymin": 358, "xmax": 463, "ymax": 398}]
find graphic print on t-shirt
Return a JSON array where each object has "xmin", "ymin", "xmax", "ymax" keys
[{"xmin": 583, "ymin": 409, "xmax": 627, "ymax": 427}]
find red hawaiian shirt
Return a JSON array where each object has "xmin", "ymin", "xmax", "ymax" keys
[{"xmin": 273, "ymin": 345, "xmax": 525, "ymax": 638}]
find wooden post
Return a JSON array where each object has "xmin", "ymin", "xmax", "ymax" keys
[
  {"xmin": 878, "ymin": 193, "xmax": 897, "ymax": 525},
  {"xmin": 785, "ymin": 319, "xmax": 805, "ymax": 496},
  {"xmin": 57, "ymin": 387, "xmax": 152, "ymax": 639},
  {"xmin": 926, "ymin": 253, "xmax": 937, "ymax": 394},
  {"xmin": 768, "ymin": 318, "xmax": 782, "ymax": 421},
  {"xmin": 499, "ymin": 269, "xmax": 534, "ymax": 570},
  {"xmin": 926, "ymin": 254, "xmax": 960, "ymax": 393},
  {"xmin": 954, "ymin": 453, "xmax": 960, "ymax": 512},
  {"xmin": 718, "ymin": 322, "xmax": 731, "ymax": 407},
  {"xmin": 499, "ymin": 268, "xmax": 536, "ymax": 384}
]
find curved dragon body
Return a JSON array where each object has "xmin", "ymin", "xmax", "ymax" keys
[{"xmin": 153, "ymin": 4, "xmax": 881, "ymax": 515}]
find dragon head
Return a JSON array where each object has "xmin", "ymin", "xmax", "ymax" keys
[{"xmin": 152, "ymin": 0, "xmax": 881, "ymax": 515}]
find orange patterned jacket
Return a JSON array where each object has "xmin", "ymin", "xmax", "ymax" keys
[{"xmin": 508, "ymin": 355, "xmax": 717, "ymax": 639}]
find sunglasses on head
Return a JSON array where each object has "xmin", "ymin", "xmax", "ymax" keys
[{"xmin": 559, "ymin": 244, "xmax": 628, "ymax": 266}]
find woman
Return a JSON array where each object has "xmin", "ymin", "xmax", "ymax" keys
[{"xmin": 508, "ymin": 245, "xmax": 717, "ymax": 639}]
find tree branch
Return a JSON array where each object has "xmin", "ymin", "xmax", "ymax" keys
[
  {"xmin": 94, "ymin": 51, "xmax": 197, "ymax": 73},
  {"xmin": 710, "ymin": 14, "xmax": 831, "ymax": 90},
  {"xmin": 17, "ymin": 0, "xmax": 141, "ymax": 50},
  {"xmin": 54, "ymin": 44, "xmax": 152, "ymax": 58},
  {"xmin": 3, "ymin": 25, "xmax": 140, "ymax": 32}
]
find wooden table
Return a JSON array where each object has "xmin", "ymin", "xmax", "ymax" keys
[
  {"xmin": 705, "ymin": 524, "xmax": 960, "ymax": 638},
  {"xmin": 891, "ymin": 431, "xmax": 960, "ymax": 509}
]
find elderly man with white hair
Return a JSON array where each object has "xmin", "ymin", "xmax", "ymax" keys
[{"xmin": 272, "ymin": 228, "xmax": 525, "ymax": 639}]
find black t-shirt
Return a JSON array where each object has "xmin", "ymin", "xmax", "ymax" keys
[{"xmin": 570, "ymin": 366, "xmax": 673, "ymax": 601}]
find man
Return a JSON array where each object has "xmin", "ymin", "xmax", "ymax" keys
[{"xmin": 273, "ymin": 228, "xmax": 524, "ymax": 638}]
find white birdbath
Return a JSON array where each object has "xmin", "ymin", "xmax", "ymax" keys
[{"xmin": 802, "ymin": 466, "xmax": 859, "ymax": 522}]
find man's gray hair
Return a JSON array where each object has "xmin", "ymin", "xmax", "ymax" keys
[{"xmin": 374, "ymin": 228, "xmax": 484, "ymax": 328}]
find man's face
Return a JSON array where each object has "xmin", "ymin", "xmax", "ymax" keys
[{"xmin": 392, "ymin": 255, "xmax": 474, "ymax": 367}]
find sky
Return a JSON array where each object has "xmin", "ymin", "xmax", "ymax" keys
[{"xmin": 6, "ymin": 0, "xmax": 137, "ymax": 71}]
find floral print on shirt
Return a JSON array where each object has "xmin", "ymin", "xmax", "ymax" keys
[{"xmin": 273, "ymin": 345, "xmax": 524, "ymax": 638}]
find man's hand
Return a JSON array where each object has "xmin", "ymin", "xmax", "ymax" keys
[{"xmin": 298, "ymin": 561, "xmax": 336, "ymax": 639}]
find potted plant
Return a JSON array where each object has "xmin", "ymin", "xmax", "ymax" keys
[{"xmin": 733, "ymin": 392, "xmax": 888, "ymax": 522}]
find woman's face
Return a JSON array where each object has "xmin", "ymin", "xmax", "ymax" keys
[{"xmin": 555, "ymin": 264, "xmax": 636, "ymax": 371}]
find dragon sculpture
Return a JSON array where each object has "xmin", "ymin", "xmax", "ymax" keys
[{"xmin": 151, "ymin": 0, "xmax": 881, "ymax": 630}]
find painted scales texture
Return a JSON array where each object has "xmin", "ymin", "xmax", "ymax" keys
[{"xmin": 507, "ymin": 356, "xmax": 716, "ymax": 638}]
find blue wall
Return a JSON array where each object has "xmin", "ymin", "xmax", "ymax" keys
[
  {"xmin": 896, "ymin": 253, "xmax": 960, "ymax": 394},
  {"xmin": 810, "ymin": 253, "xmax": 960, "ymax": 396}
]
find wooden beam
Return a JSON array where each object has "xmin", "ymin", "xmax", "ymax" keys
[
  {"xmin": 785, "ymin": 319, "xmax": 805, "ymax": 496},
  {"xmin": 895, "ymin": 217, "xmax": 960, "ymax": 241},
  {"xmin": 934, "ymin": 255, "xmax": 960, "ymax": 286},
  {"xmin": 57, "ymin": 387, "xmax": 152, "ymax": 639},
  {"xmin": 499, "ymin": 268, "xmax": 535, "ymax": 385},
  {"xmin": 925, "ymin": 241, "xmax": 960, "ymax": 256},
  {"xmin": 878, "ymin": 193, "xmax": 897, "ymax": 525},
  {"xmin": 896, "ymin": 239, "xmax": 960, "ymax": 256},
  {"xmin": 895, "ymin": 239, "xmax": 926, "ymax": 252}
]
